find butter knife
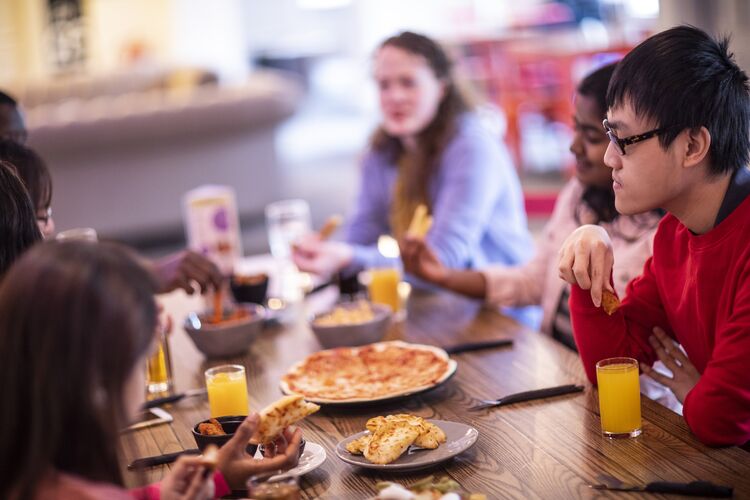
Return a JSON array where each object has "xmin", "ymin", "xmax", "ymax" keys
[
  {"xmin": 468, "ymin": 384, "xmax": 584, "ymax": 411},
  {"xmin": 589, "ymin": 479, "xmax": 733, "ymax": 497},
  {"xmin": 443, "ymin": 339, "xmax": 513, "ymax": 355}
]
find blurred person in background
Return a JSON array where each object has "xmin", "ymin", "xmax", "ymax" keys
[
  {"xmin": 0, "ymin": 122, "xmax": 222, "ymax": 294},
  {"xmin": 0, "ymin": 161, "xmax": 42, "ymax": 277},
  {"xmin": 0, "ymin": 241, "xmax": 302, "ymax": 499},
  {"xmin": 293, "ymin": 31, "xmax": 537, "ymax": 325},
  {"xmin": 0, "ymin": 91, "xmax": 27, "ymax": 144}
]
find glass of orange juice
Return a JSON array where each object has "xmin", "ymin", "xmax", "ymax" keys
[
  {"xmin": 596, "ymin": 357, "xmax": 642, "ymax": 438},
  {"xmin": 145, "ymin": 331, "xmax": 173, "ymax": 396},
  {"xmin": 368, "ymin": 268, "xmax": 401, "ymax": 312},
  {"xmin": 205, "ymin": 364, "xmax": 249, "ymax": 417}
]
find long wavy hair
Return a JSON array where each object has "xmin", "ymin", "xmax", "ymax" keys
[
  {"xmin": 0, "ymin": 241, "xmax": 158, "ymax": 499},
  {"xmin": 370, "ymin": 31, "xmax": 473, "ymax": 204}
]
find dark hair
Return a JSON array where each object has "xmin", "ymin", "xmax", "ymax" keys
[
  {"xmin": 371, "ymin": 31, "xmax": 472, "ymax": 204},
  {"xmin": 0, "ymin": 139, "xmax": 53, "ymax": 211},
  {"xmin": 607, "ymin": 25, "xmax": 750, "ymax": 176},
  {"xmin": 0, "ymin": 162, "xmax": 42, "ymax": 277},
  {"xmin": 574, "ymin": 62, "xmax": 664, "ymax": 230},
  {"xmin": 0, "ymin": 90, "xmax": 26, "ymax": 144},
  {"xmin": 0, "ymin": 241, "xmax": 158, "ymax": 499},
  {"xmin": 0, "ymin": 90, "xmax": 18, "ymax": 107}
]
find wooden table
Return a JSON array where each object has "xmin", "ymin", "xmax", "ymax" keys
[{"xmin": 122, "ymin": 286, "xmax": 750, "ymax": 499}]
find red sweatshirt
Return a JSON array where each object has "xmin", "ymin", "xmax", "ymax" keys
[{"xmin": 570, "ymin": 195, "xmax": 750, "ymax": 447}]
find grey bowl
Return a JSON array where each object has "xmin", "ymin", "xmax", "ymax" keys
[
  {"xmin": 184, "ymin": 304, "xmax": 265, "ymax": 358},
  {"xmin": 310, "ymin": 302, "xmax": 391, "ymax": 349}
]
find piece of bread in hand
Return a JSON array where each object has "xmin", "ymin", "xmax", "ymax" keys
[
  {"xmin": 201, "ymin": 444, "xmax": 220, "ymax": 471},
  {"xmin": 255, "ymin": 395, "xmax": 320, "ymax": 444}
]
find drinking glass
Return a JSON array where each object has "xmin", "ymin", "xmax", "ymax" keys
[
  {"xmin": 596, "ymin": 357, "xmax": 642, "ymax": 438},
  {"xmin": 56, "ymin": 227, "xmax": 98, "ymax": 242},
  {"xmin": 265, "ymin": 199, "xmax": 311, "ymax": 260},
  {"xmin": 145, "ymin": 325, "xmax": 173, "ymax": 396},
  {"xmin": 204, "ymin": 364, "xmax": 249, "ymax": 418},
  {"xmin": 246, "ymin": 473, "xmax": 300, "ymax": 500}
]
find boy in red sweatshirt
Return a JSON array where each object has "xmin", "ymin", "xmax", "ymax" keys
[{"xmin": 557, "ymin": 25, "xmax": 750, "ymax": 447}]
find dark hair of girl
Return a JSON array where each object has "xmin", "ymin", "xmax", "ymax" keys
[
  {"xmin": 0, "ymin": 241, "xmax": 158, "ymax": 499},
  {"xmin": 0, "ymin": 139, "xmax": 53, "ymax": 213},
  {"xmin": 370, "ymin": 31, "xmax": 472, "ymax": 204},
  {"xmin": 0, "ymin": 161, "xmax": 42, "ymax": 276}
]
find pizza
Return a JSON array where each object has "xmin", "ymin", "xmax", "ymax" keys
[
  {"xmin": 280, "ymin": 341, "xmax": 457, "ymax": 403},
  {"xmin": 255, "ymin": 395, "xmax": 320, "ymax": 443}
]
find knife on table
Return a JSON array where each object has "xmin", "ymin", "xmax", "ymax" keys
[
  {"xmin": 127, "ymin": 449, "xmax": 201, "ymax": 470},
  {"xmin": 589, "ymin": 479, "xmax": 733, "ymax": 497},
  {"xmin": 468, "ymin": 384, "xmax": 585, "ymax": 411},
  {"xmin": 443, "ymin": 339, "xmax": 513, "ymax": 355},
  {"xmin": 142, "ymin": 388, "xmax": 207, "ymax": 409}
]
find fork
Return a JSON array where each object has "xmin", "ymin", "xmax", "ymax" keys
[{"xmin": 468, "ymin": 384, "xmax": 584, "ymax": 411}]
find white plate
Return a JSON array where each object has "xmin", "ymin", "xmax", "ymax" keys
[
  {"xmin": 257, "ymin": 442, "xmax": 327, "ymax": 480},
  {"xmin": 280, "ymin": 341, "xmax": 458, "ymax": 405},
  {"xmin": 335, "ymin": 420, "xmax": 478, "ymax": 472}
]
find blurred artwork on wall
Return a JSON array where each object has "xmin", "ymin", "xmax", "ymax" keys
[{"xmin": 47, "ymin": 0, "xmax": 86, "ymax": 73}]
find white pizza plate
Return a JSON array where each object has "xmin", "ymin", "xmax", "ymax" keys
[
  {"xmin": 279, "ymin": 341, "xmax": 458, "ymax": 405},
  {"xmin": 253, "ymin": 442, "xmax": 327, "ymax": 481}
]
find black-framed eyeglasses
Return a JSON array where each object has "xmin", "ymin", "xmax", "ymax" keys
[
  {"xmin": 36, "ymin": 207, "xmax": 52, "ymax": 225},
  {"xmin": 602, "ymin": 118, "xmax": 670, "ymax": 155}
]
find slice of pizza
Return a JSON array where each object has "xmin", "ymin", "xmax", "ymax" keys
[
  {"xmin": 601, "ymin": 289, "xmax": 620, "ymax": 315},
  {"xmin": 255, "ymin": 395, "xmax": 320, "ymax": 444},
  {"xmin": 363, "ymin": 421, "xmax": 421, "ymax": 465}
]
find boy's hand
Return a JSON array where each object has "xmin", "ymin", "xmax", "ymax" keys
[
  {"xmin": 558, "ymin": 225, "xmax": 615, "ymax": 307},
  {"xmin": 641, "ymin": 327, "xmax": 700, "ymax": 403},
  {"xmin": 400, "ymin": 236, "xmax": 447, "ymax": 285}
]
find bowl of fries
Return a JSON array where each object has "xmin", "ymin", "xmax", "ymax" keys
[
  {"xmin": 184, "ymin": 303, "xmax": 265, "ymax": 358},
  {"xmin": 310, "ymin": 300, "xmax": 391, "ymax": 349}
]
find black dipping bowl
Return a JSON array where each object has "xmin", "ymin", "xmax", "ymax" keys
[
  {"xmin": 259, "ymin": 438, "xmax": 306, "ymax": 459},
  {"xmin": 192, "ymin": 416, "xmax": 258, "ymax": 455},
  {"xmin": 230, "ymin": 273, "xmax": 269, "ymax": 305}
]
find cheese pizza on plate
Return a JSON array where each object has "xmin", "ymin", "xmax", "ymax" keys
[{"xmin": 280, "ymin": 341, "xmax": 457, "ymax": 403}]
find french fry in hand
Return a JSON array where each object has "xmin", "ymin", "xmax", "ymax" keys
[
  {"xmin": 601, "ymin": 289, "xmax": 620, "ymax": 315},
  {"xmin": 407, "ymin": 204, "xmax": 431, "ymax": 238},
  {"xmin": 213, "ymin": 289, "xmax": 223, "ymax": 323},
  {"xmin": 318, "ymin": 215, "xmax": 343, "ymax": 240},
  {"xmin": 420, "ymin": 215, "xmax": 433, "ymax": 237}
]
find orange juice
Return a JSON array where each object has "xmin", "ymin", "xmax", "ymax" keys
[
  {"xmin": 205, "ymin": 365, "xmax": 249, "ymax": 417},
  {"xmin": 596, "ymin": 357, "xmax": 642, "ymax": 438},
  {"xmin": 146, "ymin": 334, "xmax": 173, "ymax": 395},
  {"xmin": 368, "ymin": 268, "xmax": 400, "ymax": 312}
]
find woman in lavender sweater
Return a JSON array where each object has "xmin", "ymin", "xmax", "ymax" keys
[{"xmin": 293, "ymin": 31, "xmax": 536, "ymax": 325}]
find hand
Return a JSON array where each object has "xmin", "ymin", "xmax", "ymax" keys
[
  {"xmin": 160, "ymin": 455, "xmax": 214, "ymax": 500},
  {"xmin": 558, "ymin": 225, "xmax": 614, "ymax": 307},
  {"xmin": 641, "ymin": 327, "xmax": 700, "ymax": 403},
  {"xmin": 291, "ymin": 234, "xmax": 353, "ymax": 277},
  {"xmin": 152, "ymin": 250, "xmax": 223, "ymax": 295},
  {"xmin": 217, "ymin": 414, "xmax": 303, "ymax": 490},
  {"xmin": 400, "ymin": 236, "xmax": 447, "ymax": 285}
]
